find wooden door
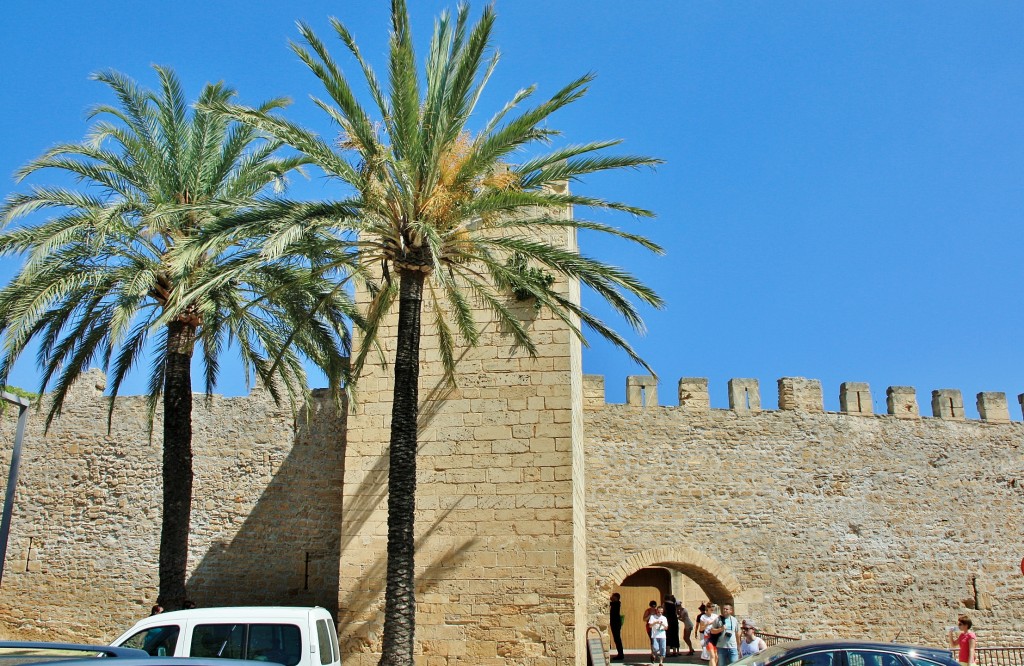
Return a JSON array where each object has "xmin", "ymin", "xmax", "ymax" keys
[{"xmin": 614, "ymin": 568, "xmax": 671, "ymax": 650}]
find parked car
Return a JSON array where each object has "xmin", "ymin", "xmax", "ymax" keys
[
  {"xmin": 110, "ymin": 607, "xmax": 340, "ymax": 666},
  {"xmin": 732, "ymin": 639, "xmax": 960, "ymax": 666},
  {"xmin": 0, "ymin": 641, "xmax": 148, "ymax": 664}
]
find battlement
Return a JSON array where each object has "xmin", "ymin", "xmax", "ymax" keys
[{"xmin": 582, "ymin": 374, "xmax": 1023, "ymax": 423}]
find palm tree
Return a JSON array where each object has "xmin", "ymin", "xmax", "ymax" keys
[
  {"xmin": 0, "ymin": 66, "xmax": 354, "ymax": 609},
  {"xmin": 205, "ymin": 1, "xmax": 664, "ymax": 662}
]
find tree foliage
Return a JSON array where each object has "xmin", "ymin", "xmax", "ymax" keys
[{"xmin": 0, "ymin": 66, "xmax": 353, "ymax": 606}]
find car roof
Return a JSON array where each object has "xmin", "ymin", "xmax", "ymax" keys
[
  {"xmin": 777, "ymin": 640, "xmax": 951, "ymax": 653},
  {"xmin": 140, "ymin": 606, "xmax": 327, "ymax": 622},
  {"xmin": 759, "ymin": 639, "xmax": 957, "ymax": 663},
  {"xmin": 0, "ymin": 642, "xmax": 148, "ymax": 659},
  {"xmin": 26, "ymin": 660, "xmax": 281, "ymax": 666}
]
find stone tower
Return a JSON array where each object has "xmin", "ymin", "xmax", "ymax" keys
[{"xmin": 337, "ymin": 194, "xmax": 588, "ymax": 666}]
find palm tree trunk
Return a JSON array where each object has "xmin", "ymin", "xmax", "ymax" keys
[
  {"xmin": 379, "ymin": 269, "xmax": 424, "ymax": 666},
  {"xmin": 159, "ymin": 319, "xmax": 196, "ymax": 609}
]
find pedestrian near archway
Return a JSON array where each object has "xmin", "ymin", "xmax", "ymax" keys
[{"xmin": 948, "ymin": 616, "xmax": 978, "ymax": 666}]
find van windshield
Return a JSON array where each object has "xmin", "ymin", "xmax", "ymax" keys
[{"xmin": 120, "ymin": 625, "xmax": 181, "ymax": 657}]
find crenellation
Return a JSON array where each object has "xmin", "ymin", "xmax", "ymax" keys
[
  {"xmin": 931, "ymin": 389, "xmax": 965, "ymax": 420},
  {"xmin": 887, "ymin": 386, "xmax": 920, "ymax": 418},
  {"xmin": 585, "ymin": 376, "xmax": 1019, "ymax": 423},
  {"xmin": 977, "ymin": 392, "xmax": 1010, "ymax": 423},
  {"xmin": 839, "ymin": 382, "xmax": 873, "ymax": 415},
  {"xmin": 728, "ymin": 378, "xmax": 761, "ymax": 413},
  {"xmin": 677, "ymin": 377, "xmax": 709, "ymax": 411},
  {"xmin": 625, "ymin": 375, "xmax": 658, "ymax": 407},
  {"xmin": 778, "ymin": 377, "xmax": 823, "ymax": 412}
]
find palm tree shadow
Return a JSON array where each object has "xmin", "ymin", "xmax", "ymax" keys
[
  {"xmin": 336, "ymin": 498, "xmax": 479, "ymax": 653},
  {"xmin": 335, "ymin": 353, "xmax": 488, "ymax": 654},
  {"xmin": 185, "ymin": 390, "xmax": 346, "ymax": 612}
]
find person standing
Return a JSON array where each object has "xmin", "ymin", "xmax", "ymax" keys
[
  {"xmin": 679, "ymin": 604, "xmax": 696, "ymax": 656},
  {"xmin": 739, "ymin": 621, "xmax": 767, "ymax": 657},
  {"xmin": 711, "ymin": 604, "xmax": 739, "ymax": 666},
  {"xmin": 649, "ymin": 605, "xmax": 669, "ymax": 666},
  {"xmin": 665, "ymin": 595, "xmax": 681, "ymax": 656},
  {"xmin": 695, "ymin": 603, "xmax": 709, "ymax": 648},
  {"xmin": 701, "ymin": 604, "xmax": 720, "ymax": 665},
  {"xmin": 948, "ymin": 616, "xmax": 978, "ymax": 666},
  {"xmin": 609, "ymin": 592, "xmax": 625, "ymax": 661},
  {"xmin": 643, "ymin": 598, "xmax": 659, "ymax": 651}
]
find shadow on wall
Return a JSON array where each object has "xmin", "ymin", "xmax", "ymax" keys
[
  {"xmin": 331, "ymin": 373, "xmax": 482, "ymax": 655},
  {"xmin": 185, "ymin": 391, "xmax": 346, "ymax": 614}
]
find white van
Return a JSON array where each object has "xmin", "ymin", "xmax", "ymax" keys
[{"xmin": 111, "ymin": 606, "xmax": 340, "ymax": 666}]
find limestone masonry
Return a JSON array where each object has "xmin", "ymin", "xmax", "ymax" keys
[
  {"xmin": 3, "ymin": 292, "xmax": 1024, "ymax": 666},
  {"xmin": 2, "ymin": 368, "xmax": 1022, "ymax": 662}
]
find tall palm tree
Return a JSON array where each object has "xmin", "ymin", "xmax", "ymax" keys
[
  {"xmin": 0, "ymin": 66, "xmax": 353, "ymax": 609},
  {"xmin": 204, "ymin": 2, "xmax": 664, "ymax": 662}
]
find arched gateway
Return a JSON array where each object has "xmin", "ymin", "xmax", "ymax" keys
[
  {"xmin": 602, "ymin": 546, "xmax": 742, "ymax": 603},
  {"xmin": 596, "ymin": 546, "xmax": 753, "ymax": 651}
]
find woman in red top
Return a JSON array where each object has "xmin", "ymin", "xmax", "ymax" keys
[{"xmin": 948, "ymin": 615, "xmax": 977, "ymax": 666}]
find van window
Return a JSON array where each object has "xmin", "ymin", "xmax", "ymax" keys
[
  {"xmin": 121, "ymin": 625, "xmax": 180, "ymax": 656},
  {"xmin": 248, "ymin": 624, "xmax": 302, "ymax": 666},
  {"xmin": 316, "ymin": 620, "xmax": 333, "ymax": 665},
  {"xmin": 328, "ymin": 622, "xmax": 339, "ymax": 663},
  {"xmin": 191, "ymin": 624, "xmax": 246, "ymax": 660},
  {"xmin": 190, "ymin": 623, "xmax": 302, "ymax": 666}
]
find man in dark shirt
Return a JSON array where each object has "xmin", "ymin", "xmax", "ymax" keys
[{"xmin": 609, "ymin": 592, "xmax": 624, "ymax": 660}]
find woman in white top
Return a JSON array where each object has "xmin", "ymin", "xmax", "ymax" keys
[
  {"xmin": 739, "ymin": 620, "xmax": 767, "ymax": 658},
  {"xmin": 700, "ymin": 604, "xmax": 720, "ymax": 666}
]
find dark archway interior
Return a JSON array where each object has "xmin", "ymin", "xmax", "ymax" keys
[{"xmin": 651, "ymin": 561, "xmax": 734, "ymax": 605}]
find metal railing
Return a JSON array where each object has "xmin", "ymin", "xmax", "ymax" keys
[
  {"xmin": 972, "ymin": 648, "xmax": 1024, "ymax": 666},
  {"xmin": 760, "ymin": 632, "xmax": 800, "ymax": 648}
]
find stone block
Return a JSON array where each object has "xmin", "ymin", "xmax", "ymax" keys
[
  {"xmin": 677, "ymin": 377, "xmax": 710, "ymax": 411},
  {"xmin": 839, "ymin": 382, "xmax": 873, "ymax": 415},
  {"xmin": 626, "ymin": 375, "xmax": 658, "ymax": 407},
  {"xmin": 582, "ymin": 375, "xmax": 605, "ymax": 410},
  {"xmin": 778, "ymin": 377, "xmax": 823, "ymax": 412},
  {"xmin": 886, "ymin": 386, "xmax": 920, "ymax": 418},
  {"xmin": 728, "ymin": 378, "xmax": 761, "ymax": 413},
  {"xmin": 977, "ymin": 392, "xmax": 1010, "ymax": 423},
  {"xmin": 931, "ymin": 389, "xmax": 965, "ymax": 420}
]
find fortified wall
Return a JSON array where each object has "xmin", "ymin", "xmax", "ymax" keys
[
  {"xmin": 0, "ymin": 218, "xmax": 589, "ymax": 666},
  {"xmin": 583, "ymin": 375, "xmax": 1024, "ymax": 646},
  {"xmin": 0, "ymin": 369, "xmax": 346, "ymax": 641}
]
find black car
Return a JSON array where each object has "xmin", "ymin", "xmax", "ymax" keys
[
  {"xmin": 732, "ymin": 640, "xmax": 959, "ymax": 666},
  {"xmin": 0, "ymin": 642, "xmax": 283, "ymax": 666}
]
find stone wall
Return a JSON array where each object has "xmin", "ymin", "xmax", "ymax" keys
[
  {"xmin": 337, "ymin": 208, "xmax": 586, "ymax": 666},
  {"xmin": 3, "ymin": 366, "xmax": 1023, "ymax": 657},
  {"xmin": 0, "ymin": 370, "xmax": 345, "ymax": 642},
  {"xmin": 584, "ymin": 375, "xmax": 1024, "ymax": 647}
]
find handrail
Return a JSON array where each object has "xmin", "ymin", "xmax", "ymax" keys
[
  {"xmin": 760, "ymin": 632, "xmax": 801, "ymax": 648},
  {"xmin": 969, "ymin": 647, "xmax": 1024, "ymax": 666}
]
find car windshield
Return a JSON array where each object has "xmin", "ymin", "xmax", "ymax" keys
[{"xmin": 732, "ymin": 644, "xmax": 793, "ymax": 666}]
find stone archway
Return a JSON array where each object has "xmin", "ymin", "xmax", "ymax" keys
[
  {"xmin": 594, "ymin": 545, "xmax": 758, "ymax": 654},
  {"xmin": 603, "ymin": 545, "xmax": 744, "ymax": 603}
]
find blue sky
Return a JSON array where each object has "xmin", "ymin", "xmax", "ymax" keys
[{"xmin": 2, "ymin": 1, "xmax": 1022, "ymax": 414}]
